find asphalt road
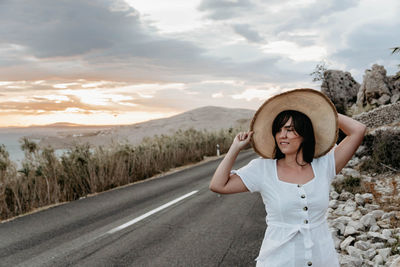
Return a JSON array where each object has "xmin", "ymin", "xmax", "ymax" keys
[{"xmin": 0, "ymin": 150, "xmax": 266, "ymax": 267}]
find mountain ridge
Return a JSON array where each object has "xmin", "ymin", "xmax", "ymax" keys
[{"xmin": 36, "ymin": 106, "xmax": 255, "ymax": 149}]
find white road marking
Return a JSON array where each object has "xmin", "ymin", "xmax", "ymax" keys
[
  {"xmin": 107, "ymin": 190, "xmax": 199, "ymax": 234},
  {"xmin": 21, "ymin": 190, "xmax": 199, "ymax": 266}
]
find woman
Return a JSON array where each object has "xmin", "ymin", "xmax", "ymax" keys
[{"xmin": 209, "ymin": 89, "xmax": 366, "ymax": 267}]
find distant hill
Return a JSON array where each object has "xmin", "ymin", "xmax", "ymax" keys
[
  {"xmin": 37, "ymin": 122, "xmax": 85, "ymax": 127},
  {"xmin": 37, "ymin": 106, "xmax": 255, "ymax": 149},
  {"xmin": 33, "ymin": 122, "xmax": 119, "ymax": 128}
]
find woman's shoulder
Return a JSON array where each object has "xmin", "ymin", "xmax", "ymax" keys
[
  {"xmin": 312, "ymin": 146, "xmax": 336, "ymax": 170},
  {"xmin": 313, "ymin": 146, "xmax": 336, "ymax": 162},
  {"xmin": 248, "ymin": 157, "xmax": 275, "ymax": 169},
  {"xmin": 251, "ymin": 156, "xmax": 275, "ymax": 163}
]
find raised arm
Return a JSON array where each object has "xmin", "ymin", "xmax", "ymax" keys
[
  {"xmin": 334, "ymin": 114, "xmax": 366, "ymax": 174},
  {"xmin": 209, "ymin": 131, "xmax": 253, "ymax": 194}
]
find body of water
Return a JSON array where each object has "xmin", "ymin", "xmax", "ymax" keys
[
  {"xmin": 0, "ymin": 130, "xmax": 30, "ymax": 164},
  {"xmin": 0, "ymin": 128, "xmax": 66, "ymax": 166}
]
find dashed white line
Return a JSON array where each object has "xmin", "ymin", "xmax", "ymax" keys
[
  {"xmin": 20, "ymin": 190, "xmax": 199, "ymax": 266},
  {"xmin": 107, "ymin": 190, "xmax": 199, "ymax": 234}
]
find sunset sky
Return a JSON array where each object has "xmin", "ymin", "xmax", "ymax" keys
[{"xmin": 0, "ymin": 0, "xmax": 399, "ymax": 127}]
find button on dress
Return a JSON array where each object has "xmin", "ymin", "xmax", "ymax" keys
[{"xmin": 231, "ymin": 149, "xmax": 339, "ymax": 267}]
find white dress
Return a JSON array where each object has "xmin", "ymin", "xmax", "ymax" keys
[{"xmin": 232, "ymin": 149, "xmax": 340, "ymax": 267}]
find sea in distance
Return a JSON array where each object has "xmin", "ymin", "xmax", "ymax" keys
[{"xmin": 0, "ymin": 127, "xmax": 66, "ymax": 166}]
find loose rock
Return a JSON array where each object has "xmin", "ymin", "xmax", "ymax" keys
[
  {"xmin": 371, "ymin": 210, "xmax": 384, "ymax": 219},
  {"xmin": 339, "ymin": 191, "xmax": 354, "ymax": 201},
  {"xmin": 367, "ymin": 232, "xmax": 388, "ymax": 242},
  {"xmin": 340, "ymin": 236, "xmax": 355, "ymax": 251},
  {"xmin": 360, "ymin": 214, "xmax": 376, "ymax": 228},
  {"xmin": 373, "ymin": 254, "xmax": 384, "ymax": 265},
  {"xmin": 339, "ymin": 254, "xmax": 363, "ymax": 267},
  {"xmin": 354, "ymin": 240, "xmax": 370, "ymax": 251},
  {"xmin": 377, "ymin": 247, "xmax": 391, "ymax": 262}
]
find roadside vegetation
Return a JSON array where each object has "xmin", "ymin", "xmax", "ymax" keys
[{"xmin": 0, "ymin": 127, "xmax": 240, "ymax": 221}]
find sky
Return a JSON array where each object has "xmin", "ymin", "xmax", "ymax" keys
[{"xmin": 0, "ymin": 0, "xmax": 399, "ymax": 127}]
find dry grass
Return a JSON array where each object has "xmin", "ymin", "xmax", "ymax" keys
[
  {"xmin": 332, "ymin": 176, "xmax": 364, "ymax": 195},
  {"xmin": 360, "ymin": 128, "xmax": 400, "ymax": 173},
  {"xmin": 0, "ymin": 127, "xmax": 241, "ymax": 221}
]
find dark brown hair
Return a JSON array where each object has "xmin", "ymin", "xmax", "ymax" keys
[{"xmin": 272, "ymin": 110, "xmax": 315, "ymax": 164}]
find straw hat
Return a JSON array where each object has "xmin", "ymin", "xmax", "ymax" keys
[{"xmin": 250, "ymin": 88, "xmax": 338, "ymax": 158}]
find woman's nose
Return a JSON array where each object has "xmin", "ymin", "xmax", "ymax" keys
[{"xmin": 280, "ymin": 129, "xmax": 287, "ymax": 138}]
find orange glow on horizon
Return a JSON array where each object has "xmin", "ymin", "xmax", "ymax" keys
[
  {"xmin": 0, "ymin": 110, "xmax": 179, "ymax": 128},
  {"xmin": 0, "ymin": 79, "xmax": 187, "ymax": 127}
]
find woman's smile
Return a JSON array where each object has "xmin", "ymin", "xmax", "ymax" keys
[{"xmin": 275, "ymin": 117, "xmax": 303, "ymax": 155}]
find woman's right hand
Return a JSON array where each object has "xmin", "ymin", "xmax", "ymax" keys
[
  {"xmin": 232, "ymin": 131, "xmax": 253, "ymax": 151},
  {"xmin": 210, "ymin": 131, "xmax": 253, "ymax": 194}
]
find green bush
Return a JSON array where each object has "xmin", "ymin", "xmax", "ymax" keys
[
  {"xmin": 332, "ymin": 176, "xmax": 363, "ymax": 194},
  {"xmin": 361, "ymin": 129, "xmax": 400, "ymax": 173}
]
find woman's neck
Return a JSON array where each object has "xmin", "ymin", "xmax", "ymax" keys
[{"xmin": 280, "ymin": 152, "xmax": 307, "ymax": 168}]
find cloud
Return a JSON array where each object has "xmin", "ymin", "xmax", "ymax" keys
[
  {"xmin": 331, "ymin": 21, "xmax": 400, "ymax": 77},
  {"xmin": 198, "ymin": 0, "xmax": 253, "ymax": 20},
  {"xmin": 0, "ymin": 80, "xmax": 147, "ymax": 116},
  {"xmin": 0, "ymin": 95, "xmax": 88, "ymax": 114},
  {"xmin": 0, "ymin": 0, "xmax": 291, "ymax": 85},
  {"xmin": 0, "ymin": 93, "xmax": 141, "ymax": 117},
  {"xmin": 0, "ymin": 0, "xmax": 362, "ymax": 86},
  {"xmin": 0, "ymin": 0, "xmax": 144, "ymax": 58},
  {"xmin": 232, "ymin": 24, "xmax": 263, "ymax": 43},
  {"xmin": 232, "ymin": 87, "xmax": 280, "ymax": 101},
  {"xmin": 0, "ymin": 0, "xmax": 398, "ymax": 121},
  {"xmin": 0, "ymin": 0, "xmax": 226, "ymax": 82},
  {"xmin": 261, "ymin": 0, "xmax": 361, "ymax": 35}
]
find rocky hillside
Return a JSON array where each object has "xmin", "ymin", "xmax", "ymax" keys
[
  {"xmin": 354, "ymin": 102, "xmax": 400, "ymax": 129},
  {"xmin": 321, "ymin": 65, "xmax": 400, "ymax": 266}
]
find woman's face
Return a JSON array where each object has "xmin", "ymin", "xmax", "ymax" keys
[{"xmin": 275, "ymin": 117, "xmax": 303, "ymax": 155}]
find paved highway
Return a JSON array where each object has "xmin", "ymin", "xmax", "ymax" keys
[{"xmin": 0, "ymin": 150, "xmax": 266, "ymax": 267}]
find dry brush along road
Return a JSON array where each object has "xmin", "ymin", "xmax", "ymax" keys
[{"xmin": 0, "ymin": 150, "xmax": 265, "ymax": 267}]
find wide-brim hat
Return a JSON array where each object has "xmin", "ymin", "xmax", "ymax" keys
[{"xmin": 250, "ymin": 88, "xmax": 338, "ymax": 158}]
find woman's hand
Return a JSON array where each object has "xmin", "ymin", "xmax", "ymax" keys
[
  {"xmin": 335, "ymin": 114, "xmax": 366, "ymax": 174},
  {"xmin": 232, "ymin": 131, "xmax": 254, "ymax": 151},
  {"xmin": 209, "ymin": 131, "xmax": 253, "ymax": 194}
]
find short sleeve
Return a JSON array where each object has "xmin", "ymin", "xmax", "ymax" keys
[
  {"xmin": 313, "ymin": 145, "xmax": 336, "ymax": 182},
  {"xmin": 231, "ymin": 158, "xmax": 264, "ymax": 193}
]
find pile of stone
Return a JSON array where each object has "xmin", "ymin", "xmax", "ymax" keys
[
  {"xmin": 353, "ymin": 101, "xmax": 400, "ymax": 129},
  {"xmin": 321, "ymin": 64, "xmax": 400, "ymax": 115},
  {"xmin": 327, "ymin": 168, "xmax": 400, "ymax": 266}
]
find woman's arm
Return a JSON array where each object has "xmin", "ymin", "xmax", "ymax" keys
[
  {"xmin": 334, "ymin": 114, "xmax": 367, "ymax": 174},
  {"xmin": 209, "ymin": 131, "xmax": 253, "ymax": 194}
]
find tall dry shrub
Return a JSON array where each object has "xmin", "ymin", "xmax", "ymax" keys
[
  {"xmin": 1, "ymin": 127, "xmax": 241, "ymax": 221},
  {"xmin": 0, "ymin": 145, "xmax": 18, "ymax": 218}
]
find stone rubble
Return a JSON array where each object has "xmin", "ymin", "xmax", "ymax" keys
[
  {"xmin": 321, "ymin": 64, "xmax": 400, "ymax": 116},
  {"xmin": 321, "ymin": 70, "xmax": 360, "ymax": 113},
  {"xmin": 353, "ymin": 101, "xmax": 400, "ymax": 129},
  {"xmin": 327, "ymin": 165, "xmax": 400, "ymax": 266}
]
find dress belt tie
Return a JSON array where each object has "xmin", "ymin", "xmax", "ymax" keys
[{"xmin": 256, "ymin": 219, "xmax": 325, "ymax": 261}]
